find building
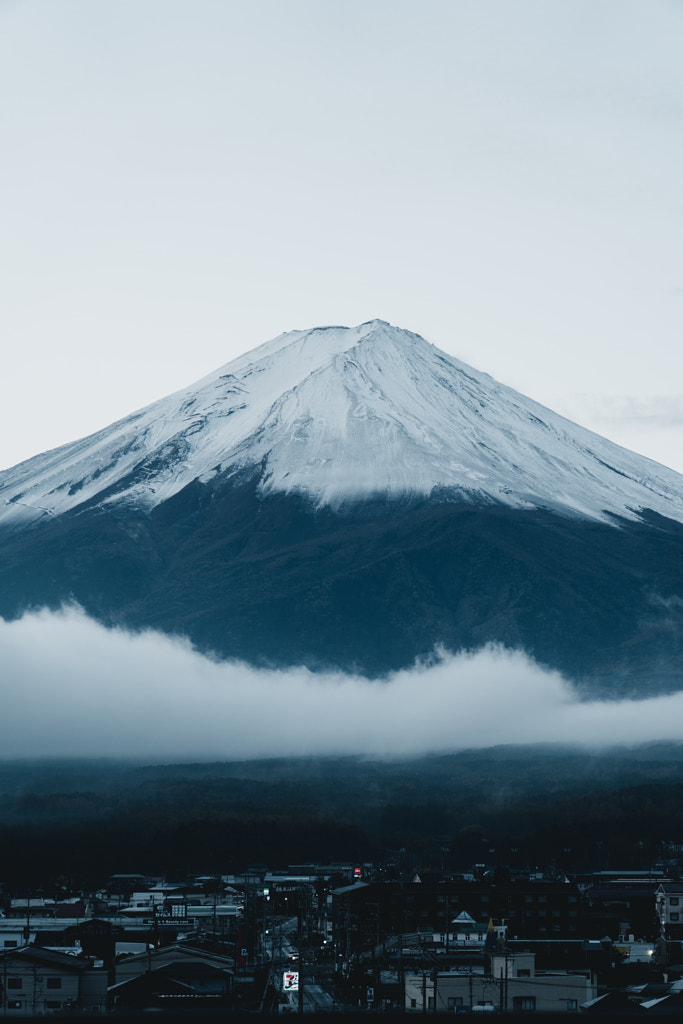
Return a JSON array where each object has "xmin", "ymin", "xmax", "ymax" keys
[
  {"xmin": 331, "ymin": 878, "xmax": 584, "ymax": 958},
  {"xmin": 109, "ymin": 958, "xmax": 234, "ymax": 1011},
  {"xmin": 405, "ymin": 951, "xmax": 596, "ymax": 1013},
  {"xmin": 113, "ymin": 941, "xmax": 235, "ymax": 986}
]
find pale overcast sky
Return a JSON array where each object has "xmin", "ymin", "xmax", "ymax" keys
[{"xmin": 2, "ymin": 0, "xmax": 683, "ymax": 473}]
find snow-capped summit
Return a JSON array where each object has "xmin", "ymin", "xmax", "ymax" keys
[
  {"xmin": 2, "ymin": 320, "xmax": 683, "ymax": 529},
  {"xmin": 2, "ymin": 321, "xmax": 683, "ymax": 694}
]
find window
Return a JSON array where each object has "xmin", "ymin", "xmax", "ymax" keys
[
  {"xmin": 410, "ymin": 999, "xmax": 417, "ymax": 1009},
  {"xmin": 516, "ymin": 969, "xmax": 531, "ymax": 977},
  {"xmin": 513, "ymin": 996, "xmax": 536, "ymax": 1011},
  {"xmin": 7, "ymin": 1002, "xmax": 22, "ymax": 1010},
  {"xmin": 670, "ymin": 897, "xmax": 679, "ymax": 906},
  {"xmin": 448, "ymin": 997, "xmax": 463, "ymax": 1010},
  {"xmin": 567, "ymin": 1000, "xmax": 578, "ymax": 1010},
  {"xmin": 671, "ymin": 912, "xmax": 679, "ymax": 922},
  {"xmin": 3, "ymin": 940, "xmax": 17, "ymax": 948},
  {"xmin": 46, "ymin": 1002, "xmax": 61, "ymax": 1010},
  {"xmin": 46, "ymin": 978, "xmax": 62, "ymax": 989},
  {"xmin": 7, "ymin": 978, "xmax": 22, "ymax": 989}
]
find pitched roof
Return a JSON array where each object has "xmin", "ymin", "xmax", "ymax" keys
[
  {"xmin": 657, "ymin": 882, "xmax": 683, "ymax": 893},
  {"xmin": 116, "ymin": 942, "xmax": 234, "ymax": 971},
  {"xmin": 0, "ymin": 945, "xmax": 90, "ymax": 971}
]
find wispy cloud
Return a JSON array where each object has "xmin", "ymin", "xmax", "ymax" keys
[
  {"xmin": 573, "ymin": 393, "xmax": 683, "ymax": 430},
  {"xmin": 552, "ymin": 394, "xmax": 683, "ymax": 474},
  {"xmin": 2, "ymin": 607, "xmax": 683, "ymax": 761},
  {"xmin": 570, "ymin": 394, "xmax": 683, "ymax": 430}
]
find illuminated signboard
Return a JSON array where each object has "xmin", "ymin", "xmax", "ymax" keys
[{"xmin": 283, "ymin": 971, "xmax": 299, "ymax": 992}]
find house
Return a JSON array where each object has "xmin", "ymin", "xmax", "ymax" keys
[
  {"xmin": 431, "ymin": 910, "xmax": 507, "ymax": 950},
  {"xmin": 0, "ymin": 945, "xmax": 107, "ymax": 1016},
  {"xmin": 655, "ymin": 882, "xmax": 683, "ymax": 940}
]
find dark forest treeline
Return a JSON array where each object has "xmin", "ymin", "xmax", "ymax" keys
[
  {"xmin": 2, "ymin": 745, "xmax": 683, "ymax": 887},
  {"xmin": 0, "ymin": 815, "xmax": 369, "ymax": 888}
]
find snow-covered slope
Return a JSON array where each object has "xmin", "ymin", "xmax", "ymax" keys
[{"xmin": 3, "ymin": 319, "xmax": 683, "ymax": 528}]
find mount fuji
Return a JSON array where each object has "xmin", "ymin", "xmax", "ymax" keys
[{"xmin": 2, "ymin": 320, "xmax": 683, "ymax": 695}]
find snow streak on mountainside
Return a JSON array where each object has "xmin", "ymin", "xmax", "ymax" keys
[{"xmin": 2, "ymin": 319, "xmax": 683, "ymax": 529}]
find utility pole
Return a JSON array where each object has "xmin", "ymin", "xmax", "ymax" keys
[
  {"xmin": 32, "ymin": 955, "xmax": 37, "ymax": 1017},
  {"xmin": 298, "ymin": 953, "xmax": 304, "ymax": 1015},
  {"xmin": 505, "ymin": 952, "xmax": 509, "ymax": 1014},
  {"xmin": 399, "ymin": 937, "xmax": 404, "ymax": 1014},
  {"xmin": 499, "ymin": 953, "xmax": 509, "ymax": 1014}
]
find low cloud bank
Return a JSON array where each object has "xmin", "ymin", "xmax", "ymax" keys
[{"xmin": 1, "ymin": 607, "xmax": 683, "ymax": 761}]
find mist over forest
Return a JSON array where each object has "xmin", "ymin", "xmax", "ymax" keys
[{"xmin": 2, "ymin": 744, "xmax": 683, "ymax": 888}]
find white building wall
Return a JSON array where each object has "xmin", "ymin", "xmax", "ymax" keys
[
  {"xmin": 405, "ymin": 960, "xmax": 595, "ymax": 1014},
  {"xmin": 0, "ymin": 963, "xmax": 80, "ymax": 1016}
]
